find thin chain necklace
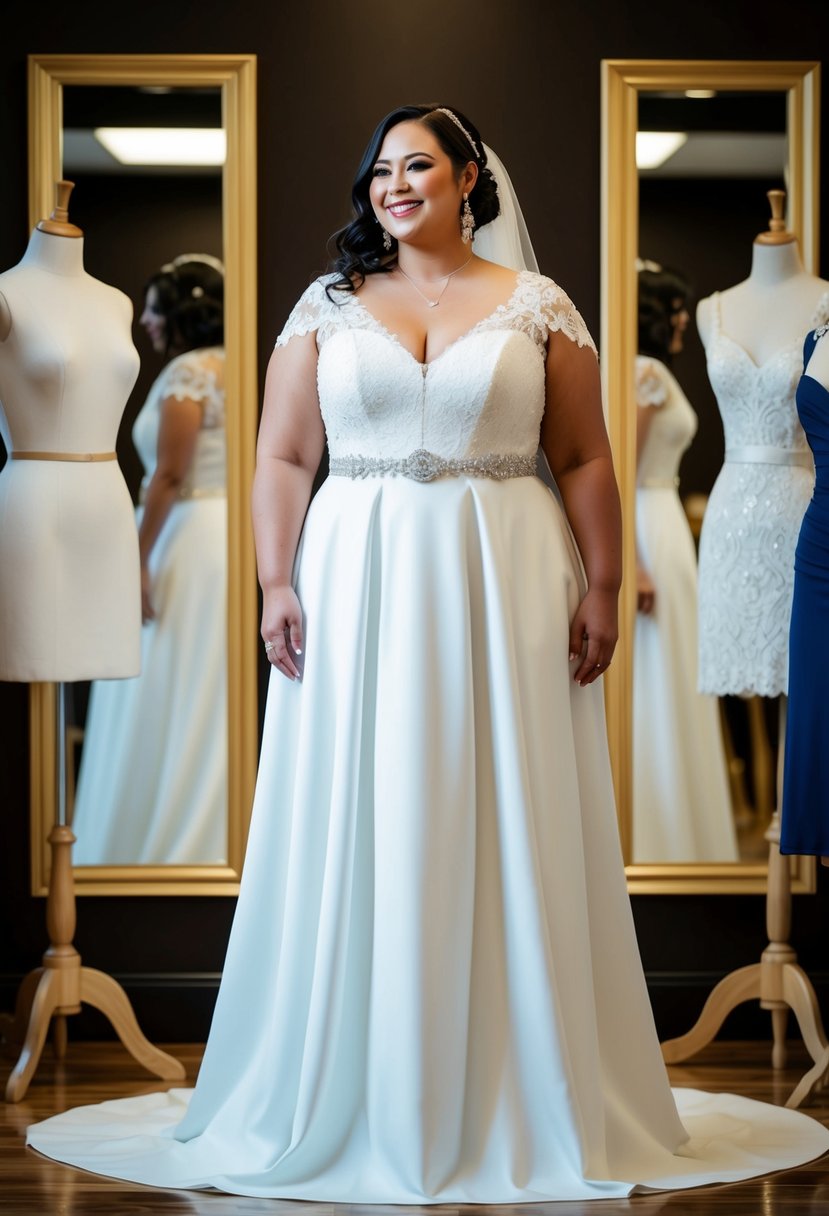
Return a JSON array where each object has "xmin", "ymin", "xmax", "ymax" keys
[{"xmin": 396, "ymin": 252, "xmax": 474, "ymax": 308}]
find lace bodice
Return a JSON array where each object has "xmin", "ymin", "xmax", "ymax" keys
[
  {"xmin": 275, "ymin": 271, "xmax": 595, "ymax": 463},
  {"xmin": 133, "ymin": 347, "xmax": 226, "ymax": 498},
  {"xmin": 635, "ymin": 356, "xmax": 697, "ymax": 486},
  {"xmin": 705, "ymin": 291, "xmax": 829, "ymax": 450},
  {"xmin": 697, "ymin": 294, "xmax": 829, "ymax": 697}
]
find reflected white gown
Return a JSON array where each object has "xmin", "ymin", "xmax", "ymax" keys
[
  {"xmin": 70, "ymin": 347, "xmax": 227, "ymax": 866},
  {"xmin": 29, "ymin": 274, "xmax": 829, "ymax": 1200},
  {"xmin": 633, "ymin": 357, "xmax": 738, "ymax": 862}
]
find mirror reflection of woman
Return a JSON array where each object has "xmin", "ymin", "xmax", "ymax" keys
[
  {"xmin": 71, "ymin": 255, "xmax": 228, "ymax": 865},
  {"xmin": 633, "ymin": 264, "xmax": 738, "ymax": 862}
]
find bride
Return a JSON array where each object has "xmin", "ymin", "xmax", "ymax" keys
[{"xmin": 27, "ymin": 103, "xmax": 829, "ymax": 1201}]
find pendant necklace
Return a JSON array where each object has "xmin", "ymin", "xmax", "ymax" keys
[{"xmin": 396, "ymin": 252, "xmax": 474, "ymax": 308}]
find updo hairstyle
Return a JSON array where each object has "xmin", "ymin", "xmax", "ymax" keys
[
  {"xmin": 637, "ymin": 263, "xmax": 691, "ymax": 364},
  {"xmin": 145, "ymin": 256, "xmax": 225, "ymax": 357},
  {"xmin": 329, "ymin": 103, "xmax": 501, "ymax": 296}
]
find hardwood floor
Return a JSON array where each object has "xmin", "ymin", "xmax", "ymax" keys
[{"xmin": 2, "ymin": 1040, "xmax": 829, "ymax": 1215}]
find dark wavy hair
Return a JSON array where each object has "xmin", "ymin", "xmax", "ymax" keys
[
  {"xmin": 144, "ymin": 258, "xmax": 224, "ymax": 357},
  {"xmin": 637, "ymin": 264, "xmax": 691, "ymax": 364},
  {"xmin": 328, "ymin": 103, "xmax": 501, "ymax": 297}
]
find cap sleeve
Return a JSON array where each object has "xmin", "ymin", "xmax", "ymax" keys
[
  {"xmin": 275, "ymin": 277, "xmax": 332, "ymax": 348},
  {"xmin": 536, "ymin": 275, "xmax": 597, "ymax": 357},
  {"xmin": 159, "ymin": 351, "xmax": 225, "ymax": 429},
  {"xmin": 635, "ymin": 357, "xmax": 668, "ymax": 408}
]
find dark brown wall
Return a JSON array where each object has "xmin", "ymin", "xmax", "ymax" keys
[{"xmin": 3, "ymin": 1, "xmax": 829, "ymax": 1042}]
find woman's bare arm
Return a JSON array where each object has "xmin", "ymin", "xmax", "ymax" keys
[
  {"xmin": 138, "ymin": 393, "xmax": 203, "ymax": 621},
  {"xmin": 252, "ymin": 332, "xmax": 326, "ymax": 680},
  {"xmin": 540, "ymin": 329, "xmax": 622, "ymax": 685}
]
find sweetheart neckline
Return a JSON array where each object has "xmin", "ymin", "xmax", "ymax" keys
[
  {"xmin": 349, "ymin": 271, "xmax": 527, "ymax": 369},
  {"xmin": 712, "ymin": 288, "xmax": 829, "ymax": 371},
  {"xmin": 713, "ymin": 329, "xmax": 802, "ymax": 372}
]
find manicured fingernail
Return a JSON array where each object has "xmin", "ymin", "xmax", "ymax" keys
[{"xmin": 569, "ymin": 652, "xmax": 576, "ymax": 661}]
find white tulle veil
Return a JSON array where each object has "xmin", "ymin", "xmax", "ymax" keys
[{"xmin": 472, "ymin": 144, "xmax": 539, "ymax": 274}]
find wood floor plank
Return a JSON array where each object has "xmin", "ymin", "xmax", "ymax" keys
[{"xmin": 2, "ymin": 1041, "xmax": 828, "ymax": 1214}]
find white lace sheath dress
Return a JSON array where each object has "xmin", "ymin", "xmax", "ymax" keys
[
  {"xmin": 70, "ymin": 347, "xmax": 228, "ymax": 866},
  {"xmin": 633, "ymin": 357, "xmax": 737, "ymax": 862},
  {"xmin": 697, "ymin": 292, "xmax": 829, "ymax": 696},
  {"xmin": 28, "ymin": 274, "xmax": 829, "ymax": 1199}
]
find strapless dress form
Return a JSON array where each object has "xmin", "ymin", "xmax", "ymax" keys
[
  {"xmin": 697, "ymin": 291, "xmax": 829, "ymax": 696},
  {"xmin": 27, "ymin": 273, "xmax": 829, "ymax": 1200},
  {"xmin": 781, "ymin": 329, "xmax": 829, "ymax": 855}
]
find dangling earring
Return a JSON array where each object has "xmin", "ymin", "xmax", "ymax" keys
[
  {"xmin": 376, "ymin": 215, "xmax": 393, "ymax": 252},
  {"xmin": 461, "ymin": 193, "xmax": 475, "ymax": 244}
]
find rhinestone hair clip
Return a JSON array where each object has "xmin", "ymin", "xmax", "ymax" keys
[{"xmin": 434, "ymin": 108, "xmax": 479, "ymax": 159}]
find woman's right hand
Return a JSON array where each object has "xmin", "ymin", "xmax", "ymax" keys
[
  {"xmin": 637, "ymin": 565, "xmax": 656, "ymax": 615},
  {"xmin": 262, "ymin": 585, "xmax": 304, "ymax": 680}
]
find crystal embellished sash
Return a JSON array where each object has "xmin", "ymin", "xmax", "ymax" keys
[{"xmin": 328, "ymin": 449, "xmax": 537, "ymax": 483}]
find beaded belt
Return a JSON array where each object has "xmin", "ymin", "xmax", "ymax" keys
[
  {"xmin": 139, "ymin": 484, "xmax": 226, "ymax": 504},
  {"xmin": 11, "ymin": 450, "xmax": 117, "ymax": 462},
  {"xmin": 329, "ymin": 449, "xmax": 537, "ymax": 483},
  {"xmin": 726, "ymin": 445, "xmax": 812, "ymax": 469}
]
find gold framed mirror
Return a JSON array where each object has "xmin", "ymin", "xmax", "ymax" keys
[
  {"xmin": 27, "ymin": 54, "xmax": 258, "ymax": 895},
  {"xmin": 601, "ymin": 59, "xmax": 820, "ymax": 894}
]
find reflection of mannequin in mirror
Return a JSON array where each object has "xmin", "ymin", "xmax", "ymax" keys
[
  {"xmin": 697, "ymin": 191, "xmax": 829, "ymax": 706},
  {"xmin": 780, "ymin": 325, "xmax": 829, "ymax": 865},
  {"xmin": 0, "ymin": 183, "xmax": 141, "ymax": 680},
  {"xmin": 71, "ymin": 255, "xmax": 227, "ymax": 866},
  {"xmin": 633, "ymin": 264, "xmax": 737, "ymax": 862}
]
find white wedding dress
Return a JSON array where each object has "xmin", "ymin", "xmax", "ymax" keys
[
  {"xmin": 28, "ymin": 273, "xmax": 829, "ymax": 1200},
  {"xmin": 633, "ymin": 356, "xmax": 738, "ymax": 862},
  {"xmin": 698, "ymin": 291, "xmax": 829, "ymax": 696},
  {"xmin": 70, "ymin": 347, "xmax": 228, "ymax": 865}
]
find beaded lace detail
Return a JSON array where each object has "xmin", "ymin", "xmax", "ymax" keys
[
  {"xmin": 275, "ymin": 270, "xmax": 596, "ymax": 359},
  {"xmin": 697, "ymin": 291, "xmax": 829, "ymax": 696},
  {"xmin": 634, "ymin": 357, "xmax": 669, "ymax": 408},
  {"xmin": 159, "ymin": 348, "xmax": 225, "ymax": 429}
]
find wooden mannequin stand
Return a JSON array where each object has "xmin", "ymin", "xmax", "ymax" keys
[
  {"xmin": 3, "ymin": 684, "xmax": 185, "ymax": 1103},
  {"xmin": 661, "ymin": 710, "xmax": 829, "ymax": 1108}
]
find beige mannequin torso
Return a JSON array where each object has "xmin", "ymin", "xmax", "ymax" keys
[
  {"xmin": 0, "ymin": 228, "xmax": 142, "ymax": 681},
  {"xmin": 697, "ymin": 241, "xmax": 829, "ymax": 365}
]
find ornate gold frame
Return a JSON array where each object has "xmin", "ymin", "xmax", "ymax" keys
[
  {"xmin": 27, "ymin": 54, "xmax": 259, "ymax": 895},
  {"xmin": 601, "ymin": 59, "xmax": 820, "ymax": 894}
]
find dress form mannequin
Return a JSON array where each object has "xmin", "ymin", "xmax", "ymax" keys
[
  {"xmin": 663, "ymin": 191, "xmax": 829, "ymax": 1106},
  {"xmin": 0, "ymin": 183, "xmax": 184, "ymax": 1102},
  {"xmin": 697, "ymin": 192, "xmax": 829, "ymax": 362},
  {"xmin": 0, "ymin": 182, "xmax": 142, "ymax": 681}
]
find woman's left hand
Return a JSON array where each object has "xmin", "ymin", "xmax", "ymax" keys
[
  {"xmin": 141, "ymin": 565, "xmax": 155, "ymax": 623},
  {"xmin": 568, "ymin": 587, "xmax": 618, "ymax": 686}
]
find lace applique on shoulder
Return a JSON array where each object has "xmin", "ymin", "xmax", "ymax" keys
[
  {"xmin": 160, "ymin": 350, "xmax": 225, "ymax": 429},
  {"xmin": 275, "ymin": 274, "xmax": 351, "ymax": 349},
  {"xmin": 635, "ymin": 357, "xmax": 669, "ymax": 408},
  {"xmin": 481, "ymin": 271, "xmax": 597, "ymax": 358}
]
